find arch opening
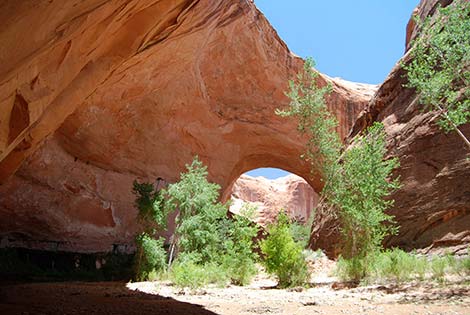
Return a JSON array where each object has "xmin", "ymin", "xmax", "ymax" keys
[{"xmin": 228, "ymin": 167, "xmax": 319, "ymax": 227}]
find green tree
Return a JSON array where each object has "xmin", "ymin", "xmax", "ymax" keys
[
  {"xmin": 132, "ymin": 157, "xmax": 259, "ymax": 285},
  {"xmin": 276, "ymin": 58, "xmax": 340, "ymax": 183},
  {"xmin": 278, "ymin": 59, "xmax": 400, "ymax": 276},
  {"xmin": 165, "ymin": 157, "xmax": 228, "ymax": 263},
  {"xmin": 404, "ymin": 0, "xmax": 470, "ymax": 149},
  {"xmin": 165, "ymin": 157, "xmax": 260, "ymax": 286},
  {"xmin": 330, "ymin": 123, "xmax": 400, "ymax": 260},
  {"xmin": 132, "ymin": 181, "xmax": 168, "ymax": 280}
]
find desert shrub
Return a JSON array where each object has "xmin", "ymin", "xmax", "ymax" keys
[
  {"xmin": 335, "ymin": 255, "xmax": 369, "ymax": 282},
  {"xmin": 370, "ymin": 248, "xmax": 419, "ymax": 282},
  {"xmin": 457, "ymin": 254, "xmax": 470, "ymax": 275},
  {"xmin": 413, "ymin": 255, "xmax": 428, "ymax": 281},
  {"xmin": 430, "ymin": 254, "xmax": 456, "ymax": 283},
  {"xmin": 335, "ymin": 249, "xmax": 467, "ymax": 284},
  {"xmin": 336, "ymin": 249, "xmax": 420, "ymax": 283},
  {"xmin": 170, "ymin": 258, "xmax": 208, "ymax": 289},
  {"xmin": 134, "ymin": 233, "xmax": 167, "ymax": 281},
  {"xmin": 260, "ymin": 211, "xmax": 309, "ymax": 288}
]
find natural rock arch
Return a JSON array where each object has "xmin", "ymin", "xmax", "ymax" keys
[{"xmin": 0, "ymin": 0, "xmax": 373, "ymax": 252}]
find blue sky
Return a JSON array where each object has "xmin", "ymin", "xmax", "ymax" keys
[{"xmin": 245, "ymin": 1, "xmax": 420, "ymax": 180}]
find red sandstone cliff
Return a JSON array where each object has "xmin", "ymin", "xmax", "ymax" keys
[
  {"xmin": 230, "ymin": 174, "xmax": 319, "ymax": 226},
  {"xmin": 310, "ymin": 0, "xmax": 470, "ymax": 256}
]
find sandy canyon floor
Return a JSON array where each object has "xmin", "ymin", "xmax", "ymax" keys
[{"xmin": 1, "ymin": 265, "xmax": 469, "ymax": 315}]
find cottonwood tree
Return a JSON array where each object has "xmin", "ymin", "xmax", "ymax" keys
[{"xmin": 404, "ymin": 0, "xmax": 470, "ymax": 149}]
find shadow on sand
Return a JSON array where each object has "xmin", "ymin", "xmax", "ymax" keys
[{"xmin": 0, "ymin": 281, "xmax": 219, "ymax": 315}]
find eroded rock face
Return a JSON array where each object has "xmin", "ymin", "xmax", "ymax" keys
[
  {"xmin": 310, "ymin": 0, "xmax": 470, "ymax": 257},
  {"xmin": 0, "ymin": 0, "xmax": 372, "ymax": 252},
  {"xmin": 230, "ymin": 174, "xmax": 319, "ymax": 226}
]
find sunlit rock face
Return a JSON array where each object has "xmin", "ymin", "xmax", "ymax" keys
[
  {"xmin": 230, "ymin": 174, "xmax": 319, "ymax": 226},
  {"xmin": 310, "ymin": 0, "xmax": 470, "ymax": 257},
  {"xmin": 0, "ymin": 0, "xmax": 372, "ymax": 252}
]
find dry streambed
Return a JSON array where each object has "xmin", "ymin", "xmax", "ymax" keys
[
  {"xmin": 128, "ymin": 270, "xmax": 470, "ymax": 315},
  {"xmin": 1, "ymin": 259, "xmax": 469, "ymax": 315}
]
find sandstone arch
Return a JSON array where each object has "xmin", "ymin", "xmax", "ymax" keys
[{"xmin": 0, "ymin": 0, "xmax": 373, "ymax": 252}]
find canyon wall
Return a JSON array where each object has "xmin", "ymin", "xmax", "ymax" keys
[
  {"xmin": 310, "ymin": 0, "xmax": 470, "ymax": 256},
  {"xmin": 230, "ymin": 174, "xmax": 319, "ymax": 226}
]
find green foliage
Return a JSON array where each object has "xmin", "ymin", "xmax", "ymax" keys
[
  {"xmin": 368, "ymin": 248, "xmax": 425, "ymax": 283},
  {"xmin": 164, "ymin": 157, "xmax": 259, "ymax": 288},
  {"xmin": 260, "ymin": 211, "xmax": 310, "ymax": 288},
  {"xmin": 404, "ymin": 0, "xmax": 470, "ymax": 131},
  {"xmin": 278, "ymin": 58, "xmax": 400, "ymax": 270},
  {"xmin": 165, "ymin": 157, "xmax": 228, "ymax": 263},
  {"xmin": 134, "ymin": 233, "xmax": 167, "ymax": 281},
  {"xmin": 221, "ymin": 205, "xmax": 260, "ymax": 285},
  {"xmin": 460, "ymin": 247, "xmax": 470, "ymax": 274},
  {"xmin": 335, "ymin": 255, "xmax": 369, "ymax": 282},
  {"xmin": 289, "ymin": 216, "xmax": 313, "ymax": 249},
  {"xmin": 430, "ymin": 253, "xmax": 456, "ymax": 283},
  {"xmin": 330, "ymin": 123, "xmax": 400, "ymax": 259},
  {"xmin": 276, "ymin": 57, "xmax": 340, "ymax": 181},
  {"xmin": 132, "ymin": 180, "xmax": 169, "ymax": 281},
  {"xmin": 132, "ymin": 181, "xmax": 167, "ymax": 230},
  {"xmin": 170, "ymin": 258, "xmax": 228, "ymax": 289}
]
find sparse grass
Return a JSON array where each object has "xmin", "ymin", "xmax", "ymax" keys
[{"xmin": 335, "ymin": 248, "xmax": 470, "ymax": 285}]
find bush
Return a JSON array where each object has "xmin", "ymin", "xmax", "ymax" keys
[
  {"xmin": 430, "ymin": 254, "xmax": 456, "ymax": 283},
  {"xmin": 134, "ymin": 233, "xmax": 167, "ymax": 281},
  {"xmin": 370, "ymin": 248, "xmax": 419, "ymax": 282},
  {"xmin": 289, "ymin": 216, "xmax": 313, "ymax": 249},
  {"xmin": 170, "ymin": 257, "xmax": 228, "ymax": 289},
  {"xmin": 260, "ymin": 212, "xmax": 309, "ymax": 288},
  {"xmin": 335, "ymin": 255, "xmax": 369, "ymax": 282},
  {"xmin": 456, "ymin": 254, "xmax": 470, "ymax": 275},
  {"xmin": 221, "ymin": 206, "xmax": 259, "ymax": 285}
]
